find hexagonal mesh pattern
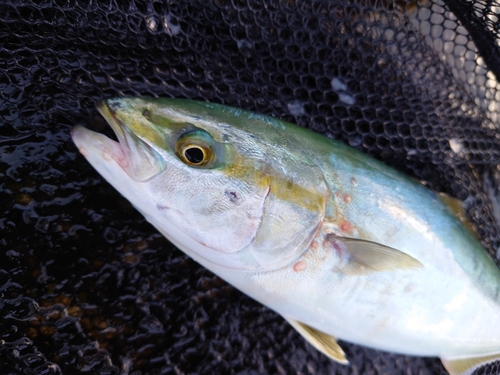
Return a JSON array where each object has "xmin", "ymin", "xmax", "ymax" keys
[{"xmin": 1, "ymin": 0, "xmax": 500, "ymax": 374}]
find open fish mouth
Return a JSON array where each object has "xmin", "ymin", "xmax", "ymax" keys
[
  {"xmin": 76, "ymin": 99, "xmax": 166, "ymax": 182},
  {"xmin": 71, "ymin": 100, "xmax": 132, "ymax": 173}
]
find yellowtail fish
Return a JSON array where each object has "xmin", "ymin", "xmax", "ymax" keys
[{"xmin": 71, "ymin": 98, "xmax": 500, "ymax": 375}]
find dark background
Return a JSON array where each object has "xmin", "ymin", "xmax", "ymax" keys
[{"xmin": 2, "ymin": 1, "xmax": 500, "ymax": 374}]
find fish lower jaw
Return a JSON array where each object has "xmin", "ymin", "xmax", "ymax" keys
[{"xmin": 72, "ymin": 126, "xmax": 129, "ymax": 170}]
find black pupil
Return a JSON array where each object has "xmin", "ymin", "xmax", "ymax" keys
[{"xmin": 184, "ymin": 147, "xmax": 204, "ymax": 164}]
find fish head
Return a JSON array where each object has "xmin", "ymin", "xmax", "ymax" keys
[{"xmin": 72, "ymin": 98, "xmax": 328, "ymax": 271}]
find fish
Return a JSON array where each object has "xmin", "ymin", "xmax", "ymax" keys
[{"xmin": 71, "ymin": 97, "xmax": 500, "ymax": 375}]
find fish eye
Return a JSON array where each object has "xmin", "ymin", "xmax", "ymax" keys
[
  {"xmin": 176, "ymin": 137, "xmax": 215, "ymax": 167},
  {"xmin": 142, "ymin": 109, "xmax": 150, "ymax": 117},
  {"xmin": 183, "ymin": 145, "xmax": 205, "ymax": 165}
]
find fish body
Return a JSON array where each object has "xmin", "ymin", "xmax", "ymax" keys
[{"xmin": 72, "ymin": 98, "xmax": 500, "ymax": 374}]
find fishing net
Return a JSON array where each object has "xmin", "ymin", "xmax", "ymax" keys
[{"xmin": 1, "ymin": 0, "xmax": 500, "ymax": 374}]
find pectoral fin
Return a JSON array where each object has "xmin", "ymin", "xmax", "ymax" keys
[
  {"xmin": 285, "ymin": 318, "xmax": 348, "ymax": 365},
  {"xmin": 441, "ymin": 353, "xmax": 500, "ymax": 375},
  {"xmin": 327, "ymin": 236, "xmax": 423, "ymax": 275}
]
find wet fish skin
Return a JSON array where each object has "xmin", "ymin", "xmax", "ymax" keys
[{"xmin": 72, "ymin": 98, "xmax": 500, "ymax": 375}]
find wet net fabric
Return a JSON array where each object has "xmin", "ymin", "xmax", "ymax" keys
[{"xmin": 1, "ymin": 0, "xmax": 500, "ymax": 374}]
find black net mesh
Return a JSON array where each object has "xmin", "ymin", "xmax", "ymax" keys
[{"xmin": 1, "ymin": 0, "xmax": 500, "ymax": 374}]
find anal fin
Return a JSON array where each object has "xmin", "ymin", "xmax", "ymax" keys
[
  {"xmin": 285, "ymin": 318, "xmax": 348, "ymax": 365},
  {"xmin": 442, "ymin": 353, "xmax": 500, "ymax": 375}
]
